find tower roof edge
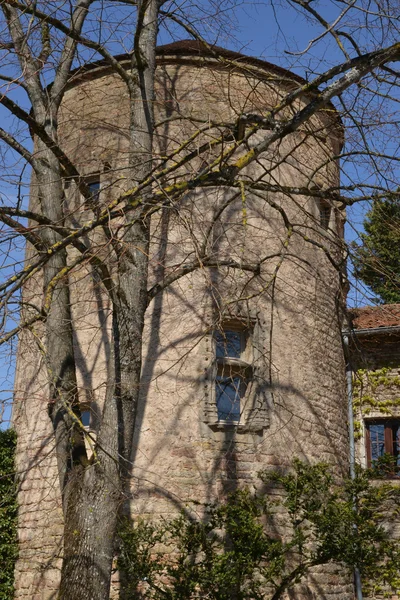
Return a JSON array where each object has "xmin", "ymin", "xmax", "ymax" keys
[{"xmin": 67, "ymin": 39, "xmax": 310, "ymax": 88}]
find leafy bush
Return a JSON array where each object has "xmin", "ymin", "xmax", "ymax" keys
[
  {"xmin": 369, "ymin": 453, "xmax": 400, "ymax": 478},
  {"xmin": 0, "ymin": 429, "xmax": 18, "ymax": 600},
  {"xmin": 118, "ymin": 461, "xmax": 400, "ymax": 599}
]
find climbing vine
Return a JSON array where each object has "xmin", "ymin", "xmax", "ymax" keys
[{"xmin": 353, "ymin": 367, "xmax": 400, "ymax": 441}]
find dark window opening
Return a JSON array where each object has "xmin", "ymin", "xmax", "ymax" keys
[
  {"xmin": 88, "ymin": 180, "xmax": 100, "ymax": 197},
  {"xmin": 317, "ymin": 199, "xmax": 331, "ymax": 229},
  {"xmin": 83, "ymin": 178, "xmax": 101, "ymax": 208},
  {"xmin": 366, "ymin": 420, "xmax": 400, "ymax": 476}
]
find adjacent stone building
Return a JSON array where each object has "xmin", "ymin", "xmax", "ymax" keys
[
  {"xmin": 12, "ymin": 41, "xmax": 351, "ymax": 599},
  {"xmin": 350, "ymin": 305, "xmax": 400, "ymax": 476}
]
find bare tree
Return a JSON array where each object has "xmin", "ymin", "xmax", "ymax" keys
[{"xmin": 0, "ymin": 1, "xmax": 399, "ymax": 599}]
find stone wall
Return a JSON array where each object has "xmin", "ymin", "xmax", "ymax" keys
[
  {"xmin": 13, "ymin": 47, "xmax": 351, "ymax": 599},
  {"xmin": 351, "ymin": 330, "xmax": 400, "ymax": 470},
  {"xmin": 349, "ymin": 325, "xmax": 400, "ymax": 600}
]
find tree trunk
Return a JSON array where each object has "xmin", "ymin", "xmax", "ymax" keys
[
  {"xmin": 59, "ymin": 358, "xmax": 121, "ymax": 600},
  {"xmin": 36, "ymin": 133, "xmax": 120, "ymax": 600},
  {"xmin": 11, "ymin": 1, "xmax": 159, "ymax": 596},
  {"xmin": 35, "ymin": 136, "xmax": 88, "ymax": 492},
  {"xmin": 114, "ymin": 0, "xmax": 159, "ymax": 473},
  {"xmin": 59, "ymin": 2, "xmax": 160, "ymax": 595}
]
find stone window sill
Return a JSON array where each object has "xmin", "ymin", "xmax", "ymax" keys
[{"xmin": 206, "ymin": 420, "xmax": 267, "ymax": 433}]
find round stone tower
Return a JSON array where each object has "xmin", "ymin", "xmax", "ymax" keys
[{"xmin": 13, "ymin": 40, "xmax": 350, "ymax": 599}]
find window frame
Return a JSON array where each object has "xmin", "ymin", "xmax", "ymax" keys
[
  {"xmin": 214, "ymin": 323, "xmax": 252, "ymax": 423},
  {"xmin": 365, "ymin": 418, "xmax": 400, "ymax": 476},
  {"xmin": 202, "ymin": 317, "xmax": 270, "ymax": 432},
  {"xmin": 80, "ymin": 409, "xmax": 91, "ymax": 429},
  {"xmin": 317, "ymin": 198, "xmax": 331, "ymax": 230},
  {"xmin": 83, "ymin": 175, "xmax": 101, "ymax": 208}
]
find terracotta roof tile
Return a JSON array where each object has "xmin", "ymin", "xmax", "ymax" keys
[{"xmin": 350, "ymin": 305, "xmax": 400, "ymax": 329}]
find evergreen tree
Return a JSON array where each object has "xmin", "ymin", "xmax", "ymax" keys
[{"xmin": 352, "ymin": 197, "xmax": 400, "ymax": 304}]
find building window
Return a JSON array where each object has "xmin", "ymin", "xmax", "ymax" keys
[
  {"xmin": 317, "ymin": 199, "xmax": 331, "ymax": 229},
  {"xmin": 88, "ymin": 180, "xmax": 100, "ymax": 199},
  {"xmin": 214, "ymin": 324, "xmax": 252, "ymax": 423},
  {"xmin": 83, "ymin": 177, "xmax": 101, "ymax": 208},
  {"xmin": 365, "ymin": 419, "xmax": 400, "ymax": 476},
  {"xmin": 81, "ymin": 410, "xmax": 91, "ymax": 428},
  {"xmin": 203, "ymin": 316, "xmax": 270, "ymax": 432}
]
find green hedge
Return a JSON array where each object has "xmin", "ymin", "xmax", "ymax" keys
[{"xmin": 0, "ymin": 429, "xmax": 18, "ymax": 600}]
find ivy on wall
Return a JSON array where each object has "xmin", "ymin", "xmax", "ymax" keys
[
  {"xmin": 0, "ymin": 429, "xmax": 18, "ymax": 600},
  {"xmin": 353, "ymin": 367, "xmax": 400, "ymax": 441}
]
